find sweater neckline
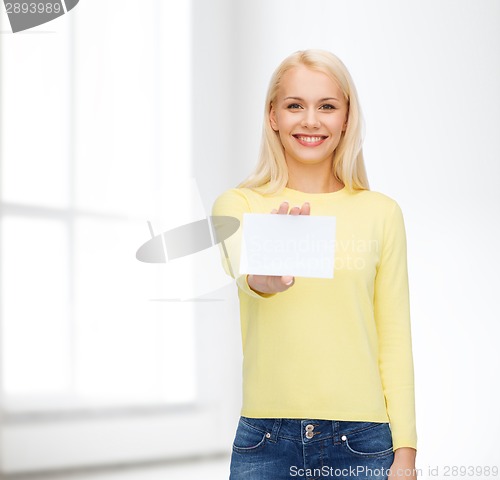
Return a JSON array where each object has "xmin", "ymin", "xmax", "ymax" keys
[{"xmin": 282, "ymin": 185, "xmax": 349, "ymax": 198}]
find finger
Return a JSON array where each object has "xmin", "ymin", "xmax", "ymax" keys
[
  {"xmin": 277, "ymin": 201, "xmax": 289, "ymax": 215},
  {"xmin": 300, "ymin": 202, "xmax": 311, "ymax": 215},
  {"xmin": 289, "ymin": 206, "xmax": 301, "ymax": 215},
  {"xmin": 270, "ymin": 208, "xmax": 278, "ymax": 214},
  {"xmin": 281, "ymin": 276, "xmax": 294, "ymax": 287}
]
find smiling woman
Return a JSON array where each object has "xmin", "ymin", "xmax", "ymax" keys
[
  {"xmin": 212, "ymin": 49, "xmax": 417, "ymax": 480},
  {"xmin": 238, "ymin": 50, "xmax": 367, "ymax": 198}
]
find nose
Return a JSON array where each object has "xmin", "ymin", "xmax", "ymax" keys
[{"xmin": 301, "ymin": 108, "xmax": 320, "ymax": 128}]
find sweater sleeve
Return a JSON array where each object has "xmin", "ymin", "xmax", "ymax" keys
[
  {"xmin": 211, "ymin": 188, "xmax": 275, "ymax": 299},
  {"xmin": 374, "ymin": 201, "xmax": 417, "ymax": 451}
]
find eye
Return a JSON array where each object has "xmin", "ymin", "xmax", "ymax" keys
[
  {"xmin": 320, "ymin": 104, "xmax": 336, "ymax": 110},
  {"xmin": 286, "ymin": 103, "xmax": 302, "ymax": 110}
]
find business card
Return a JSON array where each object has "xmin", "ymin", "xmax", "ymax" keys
[{"xmin": 240, "ymin": 213, "xmax": 336, "ymax": 279}]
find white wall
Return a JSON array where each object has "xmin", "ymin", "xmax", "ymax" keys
[{"xmin": 198, "ymin": 0, "xmax": 500, "ymax": 473}]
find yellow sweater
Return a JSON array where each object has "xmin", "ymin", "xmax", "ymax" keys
[{"xmin": 212, "ymin": 185, "xmax": 417, "ymax": 450}]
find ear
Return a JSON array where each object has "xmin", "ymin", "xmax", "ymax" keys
[
  {"xmin": 342, "ymin": 108, "xmax": 349, "ymax": 132},
  {"xmin": 269, "ymin": 105, "xmax": 279, "ymax": 131}
]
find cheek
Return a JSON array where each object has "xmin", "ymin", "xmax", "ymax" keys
[
  {"xmin": 278, "ymin": 131, "xmax": 290, "ymax": 145},
  {"xmin": 328, "ymin": 116, "xmax": 347, "ymax": 133},
  {"xmin": 272, "ymin": 114, "xmax": 292, "ymax": 133}
]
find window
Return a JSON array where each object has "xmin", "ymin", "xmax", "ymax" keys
[{"xmin": 0, "ymin": 0, "xmax": 197, "ymax": 413}]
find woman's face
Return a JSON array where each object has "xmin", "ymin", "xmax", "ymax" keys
[{"xmin": 269, "ymin": 65, "xmax": 348, "ymax": 169}]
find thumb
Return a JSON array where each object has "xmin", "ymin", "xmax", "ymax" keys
[{"xmin": 282, "ymin": 276, "xmax": 294, "ymax": 286}]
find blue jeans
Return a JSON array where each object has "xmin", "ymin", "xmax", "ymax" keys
[{"xmin": 230, "ymin": 417, "xmax": 394, "ymax": 480}]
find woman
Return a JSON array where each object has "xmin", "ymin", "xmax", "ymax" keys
[{"xmin": 212, "ymin": 49, "xmax": 417, "ymax": 480}]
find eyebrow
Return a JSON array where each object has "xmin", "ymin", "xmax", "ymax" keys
[{"xmin": 283, "ymin": 96, "xmax": 340, "ymax": 102}]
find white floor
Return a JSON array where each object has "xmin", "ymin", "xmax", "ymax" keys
[{"xmin": 2, "ymin": 456, "xmax": 230, "ymax": 480}]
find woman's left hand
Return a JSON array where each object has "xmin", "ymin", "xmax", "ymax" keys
[{"xmin": 388, "ymin": 447, "xmax": 417, "ymax": 480}]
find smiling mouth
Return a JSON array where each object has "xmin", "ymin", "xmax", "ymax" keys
[{"xmin": 293, "ymin": 134, "xmax": 328, "ymax": 145}]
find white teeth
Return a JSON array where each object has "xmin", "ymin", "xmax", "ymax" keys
[{"xmin": 296, "ymin": 136, "xmax": 324, "ymax": 143}]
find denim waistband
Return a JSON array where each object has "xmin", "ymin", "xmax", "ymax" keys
[{"xmin": 239, "ymin": 416, "xmax": 390, "ymax": 444}]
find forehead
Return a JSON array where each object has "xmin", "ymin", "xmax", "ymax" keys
[{"xmin": 277, "ymin": 65, "xmax": 344, "ymax": 100}]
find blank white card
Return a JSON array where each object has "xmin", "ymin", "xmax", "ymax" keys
[{"xmin": 239, "ymin": 213, "xmax": 336, "ymax": 279}]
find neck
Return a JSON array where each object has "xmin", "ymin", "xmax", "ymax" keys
[{"xmin": 286, "ymin": 160, "xmax": 344, "ymax": 194}]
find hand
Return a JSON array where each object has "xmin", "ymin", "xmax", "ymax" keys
[
  {"xmin": 247, "ymin": 201, "xmax": 310, "ymax": 295},
  {"xmin": 388, "ymin": 447, "xmax": 417, "ymax": 480}
]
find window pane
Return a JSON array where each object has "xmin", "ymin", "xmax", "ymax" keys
[
  {"xmin": 74, "ymin": 0, "xmax": 162, "ymax": 217},
  {"xmin": 1, "ymin": 217, "xmax": 70, "ymax": 394},
  {"xmin": 73, "ymin": 0, "xmax": 192, "ymax": 217},
  {"xmin": 74, "ymin": 217, "xmax": 196, "ymax": 403},
  {"xmin": 153, "ymin": 302, "xmax": 197, "ymax": 404},
  {"xmin": 0, "ymin": 20, "xmax": 70, "ymax": 208}
]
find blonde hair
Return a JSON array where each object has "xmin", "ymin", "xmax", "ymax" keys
[{"xmin": 238, "ymin": 49, "xmax": 369, "ymax": 194}]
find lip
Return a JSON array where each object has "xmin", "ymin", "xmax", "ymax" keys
[{"xmin": 292, "ymin": 134, "xmax": 328, "ymax": 147}]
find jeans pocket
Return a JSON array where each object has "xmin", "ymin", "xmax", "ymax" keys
[
  {"xmin": 342, "ymin": 422, "xmax": 394, "ymax": 458},
  {"xmin": 232, "ymin": 417, "xmax": 270, "ymax": 454}
]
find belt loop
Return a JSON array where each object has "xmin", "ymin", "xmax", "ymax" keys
[
  {"xmin": 268, "ymin": 418, "xmax": 282, "ymax": 443},
  {"xmin": 332, "ymin": 420, "xmax": 340, "ymax": 444}
]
